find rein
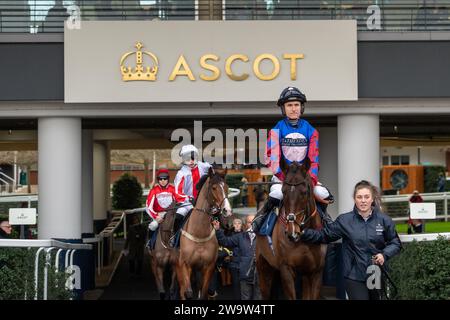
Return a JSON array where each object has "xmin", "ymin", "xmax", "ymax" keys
[
  {"xmin": 279, "ymin": 178, "xmax": 319, "ymax": 232},
  {"xmin": 181, "ymin": 176, "xmax": 227, "ymax": 243}
]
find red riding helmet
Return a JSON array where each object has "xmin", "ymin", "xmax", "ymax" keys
[{"xmin": 156, "ymin": 168, "xmax": 169, "ymax": 179}]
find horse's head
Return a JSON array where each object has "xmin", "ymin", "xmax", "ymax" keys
[
  {"xmin": 281, "ymin": 159, "xmax": 316, "ymax": 243},
  {"xmin": 205, "ymin": 166, "xmax": 233, "ymax": 218},
  {"xmin": 157, "ymin": 207, "xmax": 177, "ymax": 244}
]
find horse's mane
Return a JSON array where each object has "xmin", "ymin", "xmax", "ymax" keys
[
  {"xmin": 196, "ymin": 174, "xmax": 209, "ymax": 192},
  {"xmin": 285, "ymin": 162, "xmax": 310, "ymax": 183},
  {"xmin": 284, "ymin": 162, "xmax": 315, "ymax": 202}
]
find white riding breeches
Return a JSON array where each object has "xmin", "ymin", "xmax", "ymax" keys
[
  {"xmin": 176, "ymin": 201, "xmax": 193, "ymax": 217},
  {"xmin": 269, "ymin": 176, "xmax": 283, "ymax": 200},
  {"xmin": 269, "ymin": 175, "xmax": 330, "ymax": 202}
]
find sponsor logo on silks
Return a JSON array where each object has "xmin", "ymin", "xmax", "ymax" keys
[
  {"xmin": 281, "ymin": 132, "xmax": 308, "ymax": 162},
  {"xmin": 281, "ymin": 137, "xmax": 308, "ymax": 146},
  {"xmin": 157, "ymin": 192, "xmax": 174, "ymax": 209},
  {"xmin": 375, "ymin": 223, "xmax": 384, "ymax": 235}
]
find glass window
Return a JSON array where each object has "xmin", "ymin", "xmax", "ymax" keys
[
  {"xmin": 400, "ymin": 155, "xmax": 410, "ymax": 165},
  {"xmin": 391, "ymin": 155, "xmax": 400, "ymax": 165},
  {"xmin": 382, "ymin": 156, "xmax": 389, "ymax": 166}
]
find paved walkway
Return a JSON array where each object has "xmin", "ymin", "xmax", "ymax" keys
[{"xmin": 99, "ymin": 240, "xmax": 235, "ymax": 300}]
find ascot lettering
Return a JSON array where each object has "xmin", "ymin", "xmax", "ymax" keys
[{"xmin": 168, "ymin": 53, "xmax": 304, "ymax": 81}]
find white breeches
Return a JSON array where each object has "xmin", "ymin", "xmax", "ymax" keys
[
  {"xmin": 176, "ymin": 201, "xmax": 193, "ymax": 217},
  {"xmin": 269, "ymin": 175, "xmax": 329, "ymax": 201}
]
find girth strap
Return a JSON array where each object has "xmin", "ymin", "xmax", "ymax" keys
[{"xmin": 181, "ymin": 228, "xmax": 216, "ymax": 243}]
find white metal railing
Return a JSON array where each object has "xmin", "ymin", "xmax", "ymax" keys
[
  {"xmin": 398, "ymin": 232, "xmax": 450, "ymax": 243},
  {"xmin": 82, "ymin": 235, "xmax": 104, "ymax": 276},
  {"xmin": 0, "ymin": 239, "xmax": 91, "ymax": 300},
  {"xmin": 382, "ymin": 192, "xmax": 450, "ymax": 222},
  {"xmin": 0, "ymin": 172, "xmax": 17, "ymax": 194},
  {"xmin": 83, "ymin": 211, "xmax": 126, "ymax": 274},
  {"xmin": 0, "ymin": 194, "xmax": 37, "ymax": 203}
]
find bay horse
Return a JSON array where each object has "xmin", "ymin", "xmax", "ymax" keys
[
  {"xmin": 255, "ymin": 159, "xmax": 327, "ymax": 300},
  {"xmin": 148, "ymin": 206, "xmax": 179, "ymax": 300},
  {"xmin": 175, "ymin": 166, "xmax": 233, "ymax": 300}
]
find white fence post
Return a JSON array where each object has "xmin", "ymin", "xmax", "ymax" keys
[
  {"xmin": 34, "ymin": 247, "xmax": 45, "ymax": 300},
  {"xmin": 43, "ymin": 247, "xmax": 55, "ymax": 300},
  {"xmin": 444, "ymin": 192, "xmax": 448, "ymax": 222}
]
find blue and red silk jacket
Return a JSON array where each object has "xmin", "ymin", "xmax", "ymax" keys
[{"xmin": 266, "ymin": 118, "xmax": 319, "ymax": 185}]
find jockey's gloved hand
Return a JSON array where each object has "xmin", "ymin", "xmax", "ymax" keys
[
  {"xmin": 188, "ymin": 196, "xmax": 195, "ymax": 204},
  {"xmin": 299, "ymin": 222, "xmax": 306, "ymax": 233},
  {"xmin": 148, "ymin": 220, "xmax": 159, "ymax": 231}
]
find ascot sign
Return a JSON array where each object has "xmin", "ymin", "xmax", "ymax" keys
[
  {"xmin": 120, "ymin": 41, "xmax": 304, "ymax": 82},
  {"xmin": 65, "ymin": 21, "xmax": 357, "ymax": 103}
]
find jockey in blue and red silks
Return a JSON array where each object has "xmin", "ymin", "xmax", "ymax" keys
[{"xmin": 252, "ymin": 86, "xmax": 334, "ymax": 232}]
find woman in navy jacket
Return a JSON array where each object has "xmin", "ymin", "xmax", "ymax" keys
[{"xmin": 300, "ymin": 180, "xmax": 401, "ymax": 300}]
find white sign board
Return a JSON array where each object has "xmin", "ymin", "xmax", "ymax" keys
[
  {"xmin": 9, "ymin": 208, "xmax": 37, "ymax": 225},
  {"xmin": 410, "ymin": 203, "xmax": 436, "ymax": 220}
]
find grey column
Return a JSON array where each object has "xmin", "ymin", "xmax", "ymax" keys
[
  {"xmin": 93, "ymin": 142, "xmax": 108, "ymax": 222},
  {"xmin": 105, "ymin": 141, "xmax": 111, "ymax": 213},
  {"xmin": 38, "ymin": 117, "xmax": 82, "ymax": 239},
  {"xmin": 338, "ymin": 115, "xmax": 380, "ymax": 214},
  {"xmin": 82, "ymin": 130, "xmax": 94, "ymax": 234},
  {"xmin": 318, "ymin": 126, "xmax": 339, "ymax": 219}
]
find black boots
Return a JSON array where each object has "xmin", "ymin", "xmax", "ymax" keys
[
  {"xmin": 170, "ymin": 213, "xmax": 185, "ymax": 247},
  {"xmin": 316, "ymin": 202, "xmax": 333, "ymax": 224},
  {"xmin": 252, "ymin": 196, "xmax": 280, "ymax": 233}
]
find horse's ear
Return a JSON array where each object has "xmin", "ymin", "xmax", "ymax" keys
[
  {"xmin": 302, "ymin": 157, "xmax": 311, "ymax": 174},
  {"xmin": 208, "ymin": 166, "xmax": 215, "ymax": 177},
  {"xmin": 280, "ymin": 158, "xmax": 289, "ymax": 177}
]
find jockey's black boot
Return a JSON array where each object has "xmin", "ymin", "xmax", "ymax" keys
[
  {"xmin": 169, "ymin": 213, "xmax": 185, "ymax": 247},
  {"xmin": 316, "ymin": 202, "xmax": 333, "ymax": 224},
  {"xmin": 251, "ymin": 196, "xmax": 280, "ymax": 233}
]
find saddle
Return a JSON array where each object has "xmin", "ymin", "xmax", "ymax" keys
[
  {"xmin": 170, "ymin": 208, "xmax": 193, "ymax": 248},
  {"xmin": 256, "ymin": 210, "xmax": 278, "ymax": 237}
]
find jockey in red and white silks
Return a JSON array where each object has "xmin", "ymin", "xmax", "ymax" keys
[
  {"xmin": 174, "ymin": 144, "xmax": 212, "ymax": 217},
  {"xmin": 145, "ymin": 168, "xmax": 187, "ymax": 231}
]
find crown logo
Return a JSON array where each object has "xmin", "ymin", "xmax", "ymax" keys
[{"xmin": 120, "ymin": 42, "xmax": 158, "ymax": 82}]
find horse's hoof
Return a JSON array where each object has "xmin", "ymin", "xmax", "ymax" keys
[
  {"xmin": 159, "ymin": 292, "xmax": 166, "ymax": 300},
  {"xmin": 186, "ymin": 290, "xmax": 193, "ymax": 300},
  {"xmin": 208, "ymin": 291, "xmax": 218, "ymax": 300}
]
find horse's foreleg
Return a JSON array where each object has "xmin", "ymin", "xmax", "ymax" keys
[
  {"xmin": 155, "ymin": 266, "xmax": 166, "ymax": 300},
  {"xmin": 279, "ymin": 265, "xmax": 296, "ymax": 300},
  {"xmin": 200, "ymin": 263, "xmax": 216, "ymax": 300},
  {"xmin": 176, "ymin": 261, "xmax": 193, "ymax": 300},
  {"xmin": 305, "ymin": 271, "xmax": 324, "ymax": 300},
  {"xmin": 256, "ymin": 256, "xmax": 275, "ymax": 300},
  {"xmin": 169, "ymin": 268, "xmax": 179, "ymax": 300},
  {"xmin": 150, "ymin": 255, "xmax": 166, "ymax": 300}
]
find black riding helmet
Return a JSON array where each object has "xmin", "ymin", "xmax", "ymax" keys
[{"xmin": 277, "ymin": 86, "xmax": 307, "ymax": 115}]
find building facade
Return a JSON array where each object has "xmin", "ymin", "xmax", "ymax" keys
[{"xmin": 1, "ymin": 1, "xmax": 450, "ymax": 240}]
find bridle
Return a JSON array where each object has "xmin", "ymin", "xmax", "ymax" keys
[
  {"xmin": 281, "ymin": 179, "xmax": 317, "ymax": 236},
  {"xmin": 195, "ymin": 176, "xmax": 229, "ymax": 218}
]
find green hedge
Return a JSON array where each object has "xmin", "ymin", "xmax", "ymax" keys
[
  {"xmin": 112, "ymin": 173, "xmax": 143, "ymax": 210},
  {"xmin": 389, "ymin": 236, "xmax": 450, "ymax": 300},
  {"xmin": 0, "ymin": 248, "xmax": 72, "ymax": 300}
]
